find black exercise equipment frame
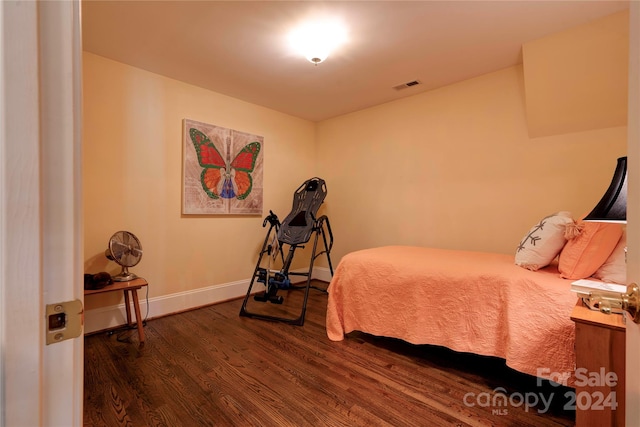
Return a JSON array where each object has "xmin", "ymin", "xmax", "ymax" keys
[{"xmin": 239, "ymin": 178, "xmax": 334, "ymax": 326}]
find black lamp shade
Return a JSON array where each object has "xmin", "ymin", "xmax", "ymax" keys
[{"xmin": 584, "ymin": 156, "xmax": 627, "ymax": 223}]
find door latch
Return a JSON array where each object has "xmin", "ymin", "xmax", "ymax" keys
[
  {"xmin": 45, "ymin": 299, "xmax": 83, "ymax": 344},
  {"xmin": 585, "ymin": 283, "xmax": 640, "ymax": 323}
]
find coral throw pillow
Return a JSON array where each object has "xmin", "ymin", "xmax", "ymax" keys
[
  {"xmin": 558, "ymin": 222, "xmax": 623, "ymax": 280},
  {"xmin": 515, "ymin": 211, "xmax": 574, "ymax": 271},
  {"xmin": 592, "ymin": 230, "xmax": 627, "ymax": 285}
]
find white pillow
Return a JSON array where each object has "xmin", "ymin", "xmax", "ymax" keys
[
  {"xmin": 515, "ymin": 211, "xmax": 574, "ymax": 271},
  {"xmin": 592, "ymin": 230, "xmax": 626, "ymax": 285}
]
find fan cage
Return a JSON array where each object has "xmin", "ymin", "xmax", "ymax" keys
[{"xmin": 108, "ymin": 231, "xmax": 143, "ymax": 282}]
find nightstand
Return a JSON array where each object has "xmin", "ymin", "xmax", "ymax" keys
[{"xmin": 571, "ymin": 299, "xmax": 625, "ymax": 427}]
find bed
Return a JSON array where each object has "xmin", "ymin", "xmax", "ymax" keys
[{"xmin": 326, "ymin": 245, "xmax": 578, "ymax": 383}]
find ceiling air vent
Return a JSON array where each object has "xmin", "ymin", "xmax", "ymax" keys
[{"xmin": 393, "ymin": 80, "xmax": 421, "ymax": 90}]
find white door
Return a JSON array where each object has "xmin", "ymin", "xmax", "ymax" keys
[
  {"xmin": 0, "ymin": 1, "xmax": 84, "ymax": 426},
  {"xmin": 627, "ymin": 3, "xmax": 640, "ymax": 425}
]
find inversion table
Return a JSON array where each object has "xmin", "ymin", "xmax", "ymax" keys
[{"xmin": 239, "ymin": 177, "xmax": 334, "ymax": 325}]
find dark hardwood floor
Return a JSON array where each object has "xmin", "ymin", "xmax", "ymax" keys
[{"xmin": 84, "ymin": 281, "xmax": 575, "ymax": 426}]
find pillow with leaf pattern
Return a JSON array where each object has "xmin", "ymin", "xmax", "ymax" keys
[{"xmin": 515, "ymin": 211, "xmax": 574, "ymax": 271}]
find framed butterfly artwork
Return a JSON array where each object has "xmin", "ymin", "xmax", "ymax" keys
[{"xmin": 183, "ymin": 119, "xmax": 264, "ymax": 215}]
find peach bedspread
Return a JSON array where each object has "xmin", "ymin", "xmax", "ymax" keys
[{"xmin": 326, "ymin": 246, "xmax": 577, "ymax": 382}]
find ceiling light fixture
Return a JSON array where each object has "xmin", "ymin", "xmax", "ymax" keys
[{"xmin": 288, "ymin": 19, "xmax": 347, "ymax": 65}]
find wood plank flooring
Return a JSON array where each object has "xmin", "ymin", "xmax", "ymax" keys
[{"xmin": 84, "ymin": 281, "xmax": 575, "ymax": 426}]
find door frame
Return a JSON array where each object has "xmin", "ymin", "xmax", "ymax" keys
[
  {"xmin": 0, "ymin": 1, "xmax": 84, "ymax": 425},
  {"xmin": 626, "ymin": 1, "xmax": 640, "ymax": 425}
]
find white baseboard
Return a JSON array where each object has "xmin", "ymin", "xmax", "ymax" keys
[
  {"xmin": 84, "ymin": 266, "xmax": 332, "ymax": 334},
  {"xmin": 310, "ymin": 266, "xmax": 333, "ymax": 282}
]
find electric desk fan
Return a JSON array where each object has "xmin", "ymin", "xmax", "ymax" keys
[{"xmin": 105, "ymin": 231, "xmax": 143, "ymax": 282}]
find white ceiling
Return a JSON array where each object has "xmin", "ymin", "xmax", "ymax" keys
[{"xmin": 82, "ymin": 0, "xmax": 629, "ymax": 122}]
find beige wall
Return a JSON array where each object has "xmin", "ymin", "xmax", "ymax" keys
[
  {"xmin": 524, "ymin": 10, "xmax": 628, "ymax": 138},
  {"xmin": 317, "ymin": 64, "xmax": 626, "ymax": 261},
  {"xmin": 83, "ymin": 52, "xmax": 316, "ymax": 309}
]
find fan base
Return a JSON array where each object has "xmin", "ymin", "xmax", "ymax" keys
[{"xmin": 112, "ymin": 272, "xmax": 138, "ymax": 282}]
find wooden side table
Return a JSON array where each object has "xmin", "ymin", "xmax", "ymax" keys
[
  {"xmin": 85, "ymin": 277, "xmax": 148, "ymax": 344},
  {"xmin": 571, "ymin": 299, "xmax": 625, "ymax": 427}
]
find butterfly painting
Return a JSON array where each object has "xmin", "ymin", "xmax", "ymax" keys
[
  {"xmin": 183, "ymin": 119, "xmax": 264, "ymax": 215},
  {"xmin": 189, "ymin": 128, "xmax": 261, "ymax": 200}
]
